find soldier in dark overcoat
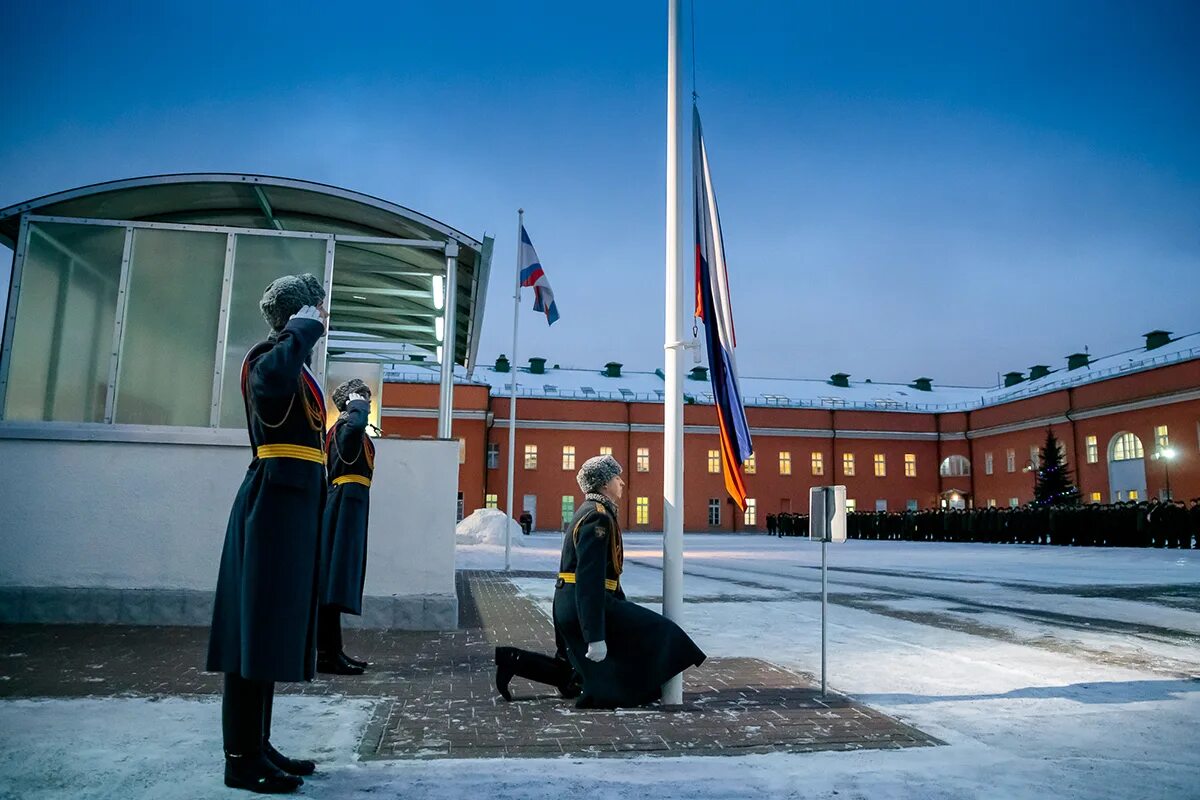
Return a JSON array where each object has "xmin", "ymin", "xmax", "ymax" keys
[
  {"xmin": 317, "ymin": 379, "xmax": 375, "ymax": 675},
  {"xmin": 206, "ymin": 273, "xmax": 328, "ymax": 794},
  {"xmin": 553, "ymin": 455, "xmax": 706, "ymax": 708}
]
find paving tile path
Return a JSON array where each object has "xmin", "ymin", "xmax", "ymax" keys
[{"xmin": 0, "ymin": 571, "xmax": 941, "ymax": 759}]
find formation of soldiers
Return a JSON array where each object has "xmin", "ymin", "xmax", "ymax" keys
[
  {"xmin": 766, "ymin": 499, "xmax": 1200, "ymax": 548},
  {"xmin": 765, "ymin": 513, "xmax": 809, "ymax": 537}
]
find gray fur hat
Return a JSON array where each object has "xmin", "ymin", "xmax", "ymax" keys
[
  {"xmin": 576, "ymin": 454, "xmax": 623, "ymax": 494},
  {"xmin": 332, "ymin": 378, "xmax": 371, "ymax": 412},
  {"xmin": 259, "ymin": 273, "xmax": 325, "ymax": 331}
]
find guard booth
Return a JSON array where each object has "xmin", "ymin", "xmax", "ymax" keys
[{"xmin": 0, "ymin": 174, "xmax": 493, "ymax": 630}]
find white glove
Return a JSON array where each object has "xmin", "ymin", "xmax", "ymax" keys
[
  {"xmin": 348, "ymin": 392, "xmax": 366, "ymax": 403},
  {"xmin": 585, "ymin": 640, "xmax": 608, "ymax": 662},
  {"xmin": 290, "ymin": 305, "xmax": 324, "ymax": 326}
]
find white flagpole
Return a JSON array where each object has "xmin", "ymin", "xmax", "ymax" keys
[
  {"xmin": 504, "ymin": 209, "xmax": 524, "ymax": 572},
  {"xmin": 662, "ymin": 0, "xmax": 686, "ymax": 706}
]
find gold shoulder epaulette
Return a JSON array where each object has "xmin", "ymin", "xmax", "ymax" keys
[{"xmin": 593, "ymin": 502, "xmax": 608, "ymax": 516}]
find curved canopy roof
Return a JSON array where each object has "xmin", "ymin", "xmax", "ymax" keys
[{"xmin": 0, "ymin": 173, "xmax": 493, "ymax": 369}]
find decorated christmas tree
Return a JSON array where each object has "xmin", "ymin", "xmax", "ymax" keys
[{"xmin": 1033, "ymin": 428, "xmax": 1081, "ymax": 506}]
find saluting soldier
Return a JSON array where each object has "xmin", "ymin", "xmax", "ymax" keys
[
  {"xmin": 206, "ymin": 274, "xmax": 328, "ymax": 794},
  {"xmin": 554, "ymin": 455, "xmax": 706, "ymax": 708},
  {"xmin": 317, "ymin": 379, "xmax": 376, "ymax": 676}
]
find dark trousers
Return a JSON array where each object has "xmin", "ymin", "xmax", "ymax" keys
[
  {"xmin": 317, "ymin": 605, "xmax": 342, "ymax": 656},
  {"xmin": 222, "ymin": 673, "xmax": 276, "ymax": 756}
]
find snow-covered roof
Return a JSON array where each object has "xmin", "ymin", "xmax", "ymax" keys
[{"xmin": 383, "ymin": 331, "xmax": 1200, "ymax": 413}]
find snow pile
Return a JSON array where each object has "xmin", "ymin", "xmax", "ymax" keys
[{"xmin": 455, "ymin": 508, "xmax": 525, "ymax": 546}]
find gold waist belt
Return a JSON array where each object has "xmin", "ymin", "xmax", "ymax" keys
[
  {"xmin": 332, "ymin": 474, "xmax": 372, "ymax": 488},
  {"xmin": 558, "ymin": 572, "xmax": 619, "ymax": 592},
  {"xmin": 256, "ymin": 444, "xmax": 324, "ymax": 464}
]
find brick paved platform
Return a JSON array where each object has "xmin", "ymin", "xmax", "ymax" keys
[{"xmin": 0, "ymin": 571, "xmax": 941, "ymax": 759}]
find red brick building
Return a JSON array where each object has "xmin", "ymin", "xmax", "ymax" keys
[{"xmin": 381, "ymin": 331, "xmax": 1200, "ymax": 532}]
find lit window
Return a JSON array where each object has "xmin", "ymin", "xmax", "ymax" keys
[
  {"xmin": 708, "ymin": 498, "xmax": 721, "ymax": 526},
  {"xmin": 1086, "ymin": 435, "xmax": 1098, "ymax": 464},
  {"xmin": 458, "ymin": 437, "xmax": 467, "ymax": 465},
  {"xmin": 906, "ymin": 499, "xmax": 918, "ymax": 511},
  {"xmin": 1112, "ymin": 432, "xmax": 1144, "ymax": 461},
  {"xmin": 744, "ymin": 453, "xmax": 757, "ymax": 474},
  {"xmin": 637, "ymin": 447, "xmax": 650, "ymax": 472},
  {"xmin": 984, "ymin": 452, "xmax": 993, "ymax": 475},
  {"xmin": 845, "ymin": 498, "xmax": 857, "ymax": 513},
  {"xmin": 1030, "ymin": 445, "xmax": 1040, "ymax": 468},
  {"xmin": 1090, "ymin": 491, "xmax": 1101, "ymax": 503},
  {"xmin": 485, "ymin": 493, "xmax": 498, "ymax": 509},
  {"xmin": 874, "ymin": 454, "xmax": 886, "ymax": 477},
  {"xmin": 524, "ymin": 444, "xmax": 538, "ymax": 469},
  {"xmin": 904, "ymin": 453, "xmax": 916, "ymax": 477},
  {"xmin": 875, "ymin": 499, "xmax": 887, "ymax": 512},
  {"xmin": 636, "ymin": 497, "xmax": 649, "ymax": 525},
  {"xmin": 487, "ymin": 442, "xmax": 499, "ymax": 469},
  {"xmin": 1009, "ymin": 497, "xmax": 1019, "ymax": 508},
  {"xmin": 1006, "ymin": 449, "xmax": 1016, "ymax": 473},
  {"xmin": 561, "ymin": 495, "xmax": 575, "ymax": 525},
  {"xmin": 1155, "ymin": 425, "xmax": 1169, "ymax": 449},
  {"xmin": 1129, "ymin": 489, "xmax": 1139, "ymax": 500},
  {"xmin": 744, "ymin": 498, "xmax": 757, "ymax": 526},
  {"xmin": 843, "ymin": 453, "xmax": 855, "ymax": 476},
  {"xmin": 987, "ymin": 498, "xmax": 996, "ymax": 508},
  {"xmin": 562, "ymin": 445, "xmax": 576, "ymax": 470},
  {"xmin": 779, "ymin": 451, "xmax": 792, "ymax": 475},
  {"xmin": 599, "ymin": 446, "xmax": 613, "ymax": 457},
  {"xmin": 811, "ymin": 451, "xmax": 824, "ymax": 476},
  {"xmin": 708, "ymin": 449, "xmax": 721, "ymax": 473},
  {"xmin": 940, "ymin": 455, "xmax": 970, "ymax": 477}
]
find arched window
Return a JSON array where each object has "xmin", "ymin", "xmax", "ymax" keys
[
  {"xmin": 939, "ymin": 455, "xmax": 971, "ymax": 477},
  {"xmin": 1110, "ymin": 432, "xmax": 1145, "ymax": 462}
]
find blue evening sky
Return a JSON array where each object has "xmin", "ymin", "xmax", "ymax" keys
[{"xmin": 1, "ymin": 1, "xmax": 1196, "ymax": 387}]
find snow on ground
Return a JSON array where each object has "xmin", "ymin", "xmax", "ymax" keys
[{"xmin": 2, "ymin": 535, "xmax": 1198, "ymax": 799}]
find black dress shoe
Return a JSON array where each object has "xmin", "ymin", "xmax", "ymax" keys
[
  {"xmin": 342, "ymin": 651, "xmax": 369, "ymax": 670},
  {"xmin": 317, "ymin": 652, "xmax": 365, "ymax": 676},
  {"xmin": 559, "ymin": 673, "xmax": 583, "ymax": 700},
  {"xmin": 263, "ymin": 740, "xmax": 316, "ymax": 776},
  {"xmin": 495, "ymin": 647, "xmax": 516, "ymax": 701},
  {"xmin": 224, "ymin": 752, "xmax": 302, "ymax": 794}
]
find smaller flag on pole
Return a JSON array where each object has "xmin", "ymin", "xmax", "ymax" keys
[{"xmin": 519, "ymin": 225, "xmax": 559, "ymax": 325}]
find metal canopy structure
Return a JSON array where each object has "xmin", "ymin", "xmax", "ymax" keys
[{"xmin": 0, "ymin": 173, "xmax": 494, "ymax": 373}]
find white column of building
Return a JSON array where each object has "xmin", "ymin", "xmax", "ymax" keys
[{"xmin": 437, "ymin": 242, "xmax": 459, "ymax": 439}]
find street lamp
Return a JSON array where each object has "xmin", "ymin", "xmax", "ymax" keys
[
  {"xmin": 1022, "ymin": 460, "xmax": 1038, "ymax": 502},
  {"xmin": 1153, "ymin": 447, "xmax": 1177, "ymax": 500}
]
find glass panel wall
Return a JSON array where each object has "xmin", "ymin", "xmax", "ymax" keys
[
  {"xmin": 4, "ymin": 222, "xmax": 125, "ymax": 421},
  {"xmin": 114, "ymin": 229, "xmax": 226, "ymax": 425},
  {"xmin": 218, "ymin": 235, "xmax": 326, "ymax": 428}
]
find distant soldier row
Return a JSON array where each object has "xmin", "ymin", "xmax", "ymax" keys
[
  {"xmin": 766, "ymin": 513, "xmax": 810, "ymax": 537},
  {"xmin": 843, "ymin": 501, "xmax": 1200, "ymax": 548},
  {"xmin": 765, "ymin": 501, "xmax": 1200, "ymax": 548}
]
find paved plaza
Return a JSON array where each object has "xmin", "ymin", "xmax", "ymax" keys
[{"xmin": 2, "ymin": 535, "xmax": 1199, "ymax": 798}]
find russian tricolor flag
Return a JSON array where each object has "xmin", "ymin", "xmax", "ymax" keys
[
  {"xmin": 693, "ymin": 106, "xmax": 753, "ymax": 509},
  {"xmin": 519, "ymin": 225, "xmax": 559, "ymax": 326}
]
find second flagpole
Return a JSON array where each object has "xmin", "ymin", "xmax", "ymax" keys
[{"xmin": 504, "ymin": 209, "xmax": 524, "ymax": 572}]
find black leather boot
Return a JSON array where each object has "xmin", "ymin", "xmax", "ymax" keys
[
  {"xmin": 343, "ymin": 651, "xmax": 369, "ymax": 669},
  {"xmin": 318, "ymin": 606, "xmax": 367, "ymax": 674},
  {"xmin": 495, "ymin": 646, "xmax": 578, "ymax": 701},
  {"xmin": 223, "ymin": 674, "xmax": 302, "ymax": 794},
  {"xmin": 317, "ymin": 651, "xmax": 365, "ymax": 675},
  {"xmin": 224, "ymin": 753, "xmax": 303, "ymax": 794},
  {"xmin": 263, "ymin": 684, "xmax": 316, "ymax": 777}
]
